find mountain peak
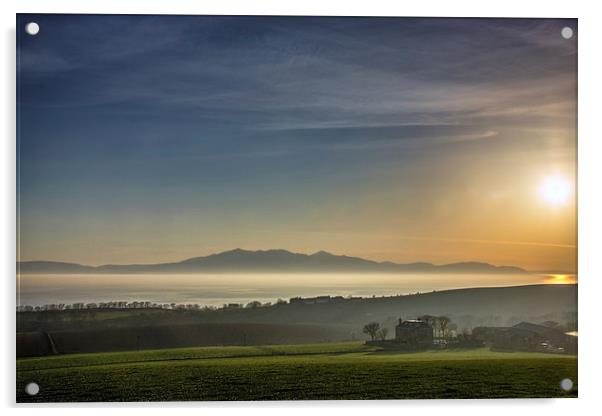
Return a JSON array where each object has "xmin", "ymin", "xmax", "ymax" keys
[
  {"xmin": 311, "ymin": 250, "xmax": 334, "ymax": 257},
  {"xmin": 222, "ymin": 248, "xmax": 250, "ymax": 254}
]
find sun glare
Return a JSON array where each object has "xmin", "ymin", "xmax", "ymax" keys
[
  {"xmin": 540, "ymin": 175, "xmax": 572, "ymax": 207},
  {"xmin": 544, "ymin": 274, "xmax": 576, "ymax": 284}
]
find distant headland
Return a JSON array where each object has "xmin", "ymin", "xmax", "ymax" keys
[{"xmin": 17, "ymin": 248, "xmax": 528, "ymax": 274}]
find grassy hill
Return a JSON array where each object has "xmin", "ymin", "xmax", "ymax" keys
[
  {"xmin": 17, "ymin": 284, "xmax": 576, "ymax": 357},
  {"xmin": 16, "ymin": 342, "xmax": 577, "ymax": 401},
  {"xmin": 17, "ymin": 322, "xmax": 350, "ymax": 357}
]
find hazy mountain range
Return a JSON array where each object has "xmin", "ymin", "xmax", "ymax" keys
[{"xmin": 18, "ymin": 248, "xmax": 527, "ymax": 274}]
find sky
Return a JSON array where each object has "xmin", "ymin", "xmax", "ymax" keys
[{"xmin": 17, "ymin": 15, "xmax": 577, "ymax": 272}]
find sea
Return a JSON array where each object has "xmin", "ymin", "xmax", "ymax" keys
[{"xmin": 16, "ymin": 272, "xmax": 575, "ymax": 308}]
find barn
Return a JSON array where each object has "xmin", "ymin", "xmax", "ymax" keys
[{"xmin": 473, "ymin": 321, "xmax": 577, "ymax": 354}]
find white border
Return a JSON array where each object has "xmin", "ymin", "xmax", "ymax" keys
[{"xmin": 2, "ymin": 1, "xmax": 602, "ymax": 415}]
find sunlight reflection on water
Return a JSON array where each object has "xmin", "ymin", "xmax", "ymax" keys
[{"xmin": 17, "ymin": 272, "xmax": 575, "ymax": 307}]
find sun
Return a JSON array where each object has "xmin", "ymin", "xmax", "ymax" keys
[{"xmin": 539, "ymin": 175, "xmax": 572, "ymax": 207}]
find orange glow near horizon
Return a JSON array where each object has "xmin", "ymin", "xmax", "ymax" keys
[{"xmin": 544, "ymin": 274, "xmax": 577, "ymax": 284}]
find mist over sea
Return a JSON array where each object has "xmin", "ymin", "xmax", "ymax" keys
[{"xmin": 17, "ymin": 273, "xmax": 569, "ymax": 307}]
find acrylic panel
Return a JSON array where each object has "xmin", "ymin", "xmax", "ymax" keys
[{"xmin": 16, "ymin": 14, "xmax": 578, "ymax": 402}]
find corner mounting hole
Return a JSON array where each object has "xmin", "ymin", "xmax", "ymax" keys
[
  {"xmin": 561, "ymin": 27, "xmax": 573, "ymax": 39},
  {"xmin": 25, "ymin": 22, "xmax": 40, "ymax": 36},
  {"xmin": 560, "ymin": 378, "xmax": 573, "ymax": 391},
  {"xmin": 25, "ymin": 382, "xmax": 39, "ymax": 396}
]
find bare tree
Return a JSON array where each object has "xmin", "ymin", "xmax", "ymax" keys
[
  {"xmin": 460, "ymin": 328, "xmax": 471, "ymax": 342},
  {"xmin": 438, "ymin": 316, "xmax": 451, "ymax": 340},
  {"xmin": 363, "ymin": 322, "xmax": 381, "ymax": 341},
  {"xmin": 246, "ymin": 301, "xmax": 262, "ymax": 309},
  {"xmin": 419, "ymin": 314, "xmax": 436, "ymax": 327},
  {"xmin": 419, "ymin": 314, "xmax": 438, "ymax": 336},
  {"xmin": 449, "ymin": 323, "xmax": 457, "ymax": 338},
  {"xmin": 377, "ymin": 327, "xmax": 389, "ymax": 341}
]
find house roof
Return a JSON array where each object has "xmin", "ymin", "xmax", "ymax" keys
[
  {"xmin": 397, "ymin": 320, "xmax": 432, "ymax": 329},
  {"xmin": 497, "ymin": 327, "xmax": 540, "ymax": 337},
  {"xmin": 513, "ymin": 322, "xmax": 564, "ymax": 337}
]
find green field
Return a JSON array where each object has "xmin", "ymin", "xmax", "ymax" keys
[{"xmin": 17, "ymin": 342, "xmax": 577, "ymax": 402}]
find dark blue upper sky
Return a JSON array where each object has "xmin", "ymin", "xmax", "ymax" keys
[{"xmin": 17, "ymin": 15, "xmax": 577, "ymax": 270}]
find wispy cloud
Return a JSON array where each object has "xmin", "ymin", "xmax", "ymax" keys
[{"xmin": 18, "ymin": 16, "xmax": 576, "ymax": 133}]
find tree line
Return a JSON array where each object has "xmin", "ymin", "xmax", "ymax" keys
[{"xmin": 16, "ymin": 299, "xmax": 289, "ymax": 313}]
